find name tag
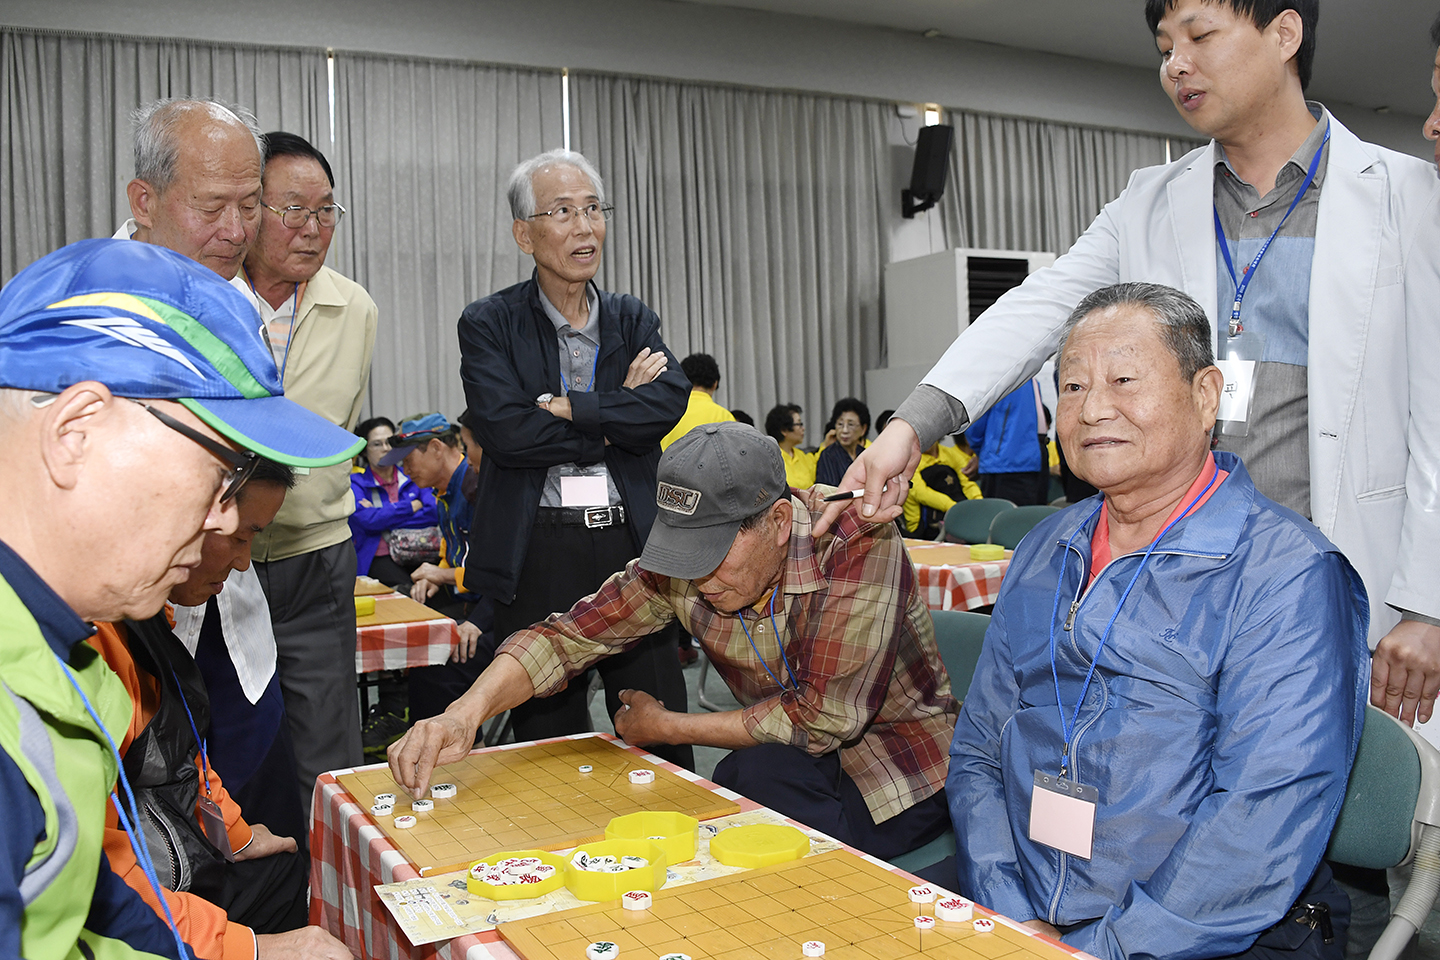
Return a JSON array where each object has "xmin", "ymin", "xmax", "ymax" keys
[
  {"xmin": 560, "ymin": 475, "xmax": 608, "ymax": 508},
  {"xmin": 1215, "ymin": 358, "xmax": 1256, "ymax": 424},
  {"xmin": 1029, "ymin": 770, "xmax": 1097, "ymax": 860},
  {"xmin": 198, "ymin": 797, "xmax": 236, "ymax": 862}
]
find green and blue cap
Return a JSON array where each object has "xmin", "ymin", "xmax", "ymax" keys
[{"xmin": 0, "ymin": 238, "xmax": 364, "ymax": 467}]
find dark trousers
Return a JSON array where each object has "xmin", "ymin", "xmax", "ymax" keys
[
  {"xmin": 219, "ymin": 844, "xmax": 309, "ymax": 934},
  {"xmin": 408, "ymin": 596, "xmax": 498, "ymax": 723},
  {"xmin": 366, "ymin": 554, "xmax": 415, "ymax": 593},
  {"xmin": 711, "ymin": 744, "xmax": 949, "ymax": 861},
  {"xmin": 254, "ymin": 541, "xmax": 361, "ymax": 812},
  {"xmin": 979, "ymin": 471, "xmax": 1049, "ymax": 506},
  {"xmin": 494, "ymin": 516, "xmax": 693, "ymax": 771}
]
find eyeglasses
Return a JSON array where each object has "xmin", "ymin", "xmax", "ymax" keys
[
  {"xmin": 366, "ymin": 437, "xmax": 392, "ymax": 449},
  {"xmin": 137, "ymin": 402, "xmax": 259, "ymax": 503},
  {"xmin": 264, "ymin": 202, "xmax": 347, "ymax": 229},
  {"xmin": 528, "ymin": 202, "xmax": 614, "ymax": 225}
]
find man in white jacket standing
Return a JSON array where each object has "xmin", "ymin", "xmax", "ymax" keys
[{"xmin": 826, "ymin": 0, "xmax": 1440, "ymax": 730}]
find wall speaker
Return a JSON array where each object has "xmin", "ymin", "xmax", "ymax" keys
[{"xmin": 903, "ymin": 124, "xmax": 954, "ymax": 219}]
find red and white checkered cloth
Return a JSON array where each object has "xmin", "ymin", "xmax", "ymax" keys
[
  {"xmin": 356, "ymin": 614, "xmax": 460, "ymax": 674},
  {"xmin": 913, "ymin": 558, "xmax": 1010, "ymax": 612}
]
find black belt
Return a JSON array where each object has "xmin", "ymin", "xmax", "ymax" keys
[{"xmin": 536, "ymin": 505, "xmax": 626, "ymax": 528}]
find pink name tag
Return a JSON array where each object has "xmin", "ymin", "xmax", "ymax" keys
[
  {"xmin": 197, "ymin": 797, "xmax": 236, "ymax": 863},
  {"xmin": 560, "ymin": 475, "xmax": 608, "ymax": 507},
  {"xmin": 1028, "ymin": 770, "xmax": 1097, "ymax": 860}
]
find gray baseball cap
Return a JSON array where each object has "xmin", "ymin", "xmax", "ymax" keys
[{"xmin": 639, "ymin": 422, "xmax": 788, "ymax": 580}]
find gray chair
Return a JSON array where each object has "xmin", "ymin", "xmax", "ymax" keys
[
  {"xmin": 888, "ymin": 610, "xmax": 991, "ymax": 876},
  {"xmin": 942, "ymin": 498, "xmax": 1015, "ymax": 544},
  {"xmin": 988, "ymin": 504, "xmax": 1060, "ymax": 549},
  {"xmin": 1327, "ymin": 706, "xmax": 1440, "ymax": 959}
]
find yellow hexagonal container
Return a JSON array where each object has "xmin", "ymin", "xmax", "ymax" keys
[
  {"xmin": 464, "ymin": 849, "xmax": 567, "ymax": 900},
  {"xmin": 563, "ymin": 839, "xmax": 667, "ymax": 902},
  {"xmin": 708, "ymin": 823, "xmax": 810, "ymax": 869},
  {"xmin": 604, "ymin": 811, "xmax": 699, "ymax": 864}
]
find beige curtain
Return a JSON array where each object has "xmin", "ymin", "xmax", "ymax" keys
[
  {"xmin": 329, "ymin": 52, "xmax": 564, "ymax": 419},
  {"xmin": 571, "ymin": 71, "xmax": 892, "ymax": 428},
  {"xmin": 0, "ymin": 26, "xmax": 326, "ymax": 282},
  {"xmin": 941, "ymin": 108, "xmax": 1205, "ymax": 255}
]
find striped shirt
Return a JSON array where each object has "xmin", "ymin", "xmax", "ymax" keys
[{"xmin": 501, "ymin": 494, "xmax": 958, "ymax": 823}]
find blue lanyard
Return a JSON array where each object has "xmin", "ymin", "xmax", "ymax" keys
[
  {"xmin": 246, "ymin": 275, "xmax": 299, "ymax": 380},
  {"xmin": 57, "ymin": 658, "xmax": 192, "ymax": 960},
  {"xmin": 1047, "ymin": 466, "xmax": 1221, "ymax": 777},
  {"xmin": 168, "ymin": 667, "xmax": 212, "ymax": 799},
  {"xmin": 559, "ymin": 343, "xmax": 599, "ymax": 395},
  {"xmin": 737, "ymin": 588, "xmax": 800, "ymax": 694},
  {"xmin": 1213, "ymin": 125, "xmax": 1329, "ymax": 338}
]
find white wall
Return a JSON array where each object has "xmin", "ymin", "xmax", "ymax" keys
[{"xmin": 4, "ymin": 0, "xmax": 1430, "ymax": 162}]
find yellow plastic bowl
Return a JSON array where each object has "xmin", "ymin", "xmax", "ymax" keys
[
  {"xmin": 969, "ymin": 543, "xmax": 1006, "ymax": 562},
  {"xmin": 563, "ymin": 839, "xmax": 667, "ymax": 902},
  {"xmin": 354, "ymin": 595, "xmax": 376, "ymax": 617},
  {"xmin": 604, "ymin": 811, "xmax": 699, "ymax": 864},
  {"xmin": 465, "ymin": 849, "xmax": 567, "ymax": 900},
  {"xmin": 708, "ymin": 823, "xmax": 810, "ymax": 869}
]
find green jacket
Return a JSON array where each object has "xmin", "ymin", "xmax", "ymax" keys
[{"xmin": 0, "ymin": 572, "xmax": 171, "ymax": 959}]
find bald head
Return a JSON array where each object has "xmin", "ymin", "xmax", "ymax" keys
[{"xmin": 126, "ymin": 99, "xmax": 264, "ymax": 279}]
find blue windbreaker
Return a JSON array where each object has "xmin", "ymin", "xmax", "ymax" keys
[{"xmin": 948, "ymin": 452, "xmax": 1368, "ymax": 959}]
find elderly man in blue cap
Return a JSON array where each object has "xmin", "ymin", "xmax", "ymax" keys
[{"xmin": 0, "ymin": 239, "xmax": 362, "ymax": 959}]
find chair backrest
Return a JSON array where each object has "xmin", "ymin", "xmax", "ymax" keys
[
  {"xmin": 1327, "ymin": 706, "xmax": 1426, "ymax": 869},
  {"xmin": 943, "ymin": 499, "xmax": 1016, "ymax": 544},
  {"xmin": 929, "ymin": 610, "xmax": 991, "ymax": 700},
  {"xmin": 988, "ymin": 504, "xmax": 1060, "ymax": 549}
]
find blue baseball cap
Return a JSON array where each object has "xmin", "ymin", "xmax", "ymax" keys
[
  {"xmin": 378, "ymin": 412, "xmax": 456, "ymax": 466},
  {"xmin": 0, "ymin": 239, "xmax": 363, "ymax": 467}
]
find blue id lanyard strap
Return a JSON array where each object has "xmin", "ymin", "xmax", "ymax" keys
[
  {"xmin": 1213, "ymin": 125, "xmax": 1329, "ymax": 338},
  {"xmin": 1048, "ymin": 466, "xmax": 1221, "ymax": 777},
  {"xmin": 168, "ymin": 667, "xmax": 211, "ymax": 798},
  {"xmin": 737, "ymin": 589, "xmax": 801, "ymax": 694}
]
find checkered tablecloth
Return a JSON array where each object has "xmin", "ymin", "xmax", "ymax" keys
[
  {"xmin": 913, "ymin": 558, "xmax": 1010, "ymax": 612},
  {"xmin": 356, "ymin": 603, "xmax": 460, "ymax": 674}
]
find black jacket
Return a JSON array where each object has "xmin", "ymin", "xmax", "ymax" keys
[{"xmin": 458, "ymin": 274, "xmax": 688, "ymax": 603}]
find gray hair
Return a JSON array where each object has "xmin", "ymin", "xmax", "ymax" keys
[
  {"xmin": 506, "ymin": 149, "xmax": 606, "ymax": 220},
  {"xmin": 1058, "ymin": 282, "xmax": 1214, "ymax": 381},
  {"xmin": 132, "ymin": 98, "xmax": 265, "ymax": 192}
]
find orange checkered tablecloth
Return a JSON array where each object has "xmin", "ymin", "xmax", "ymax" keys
[
  {"xmin": 907, "ymin": 544, "xmax": 1011, "ymax": 613},
  {"xmin": 355, "ymin": 594, "xmax": 460, "ymax": 674}
]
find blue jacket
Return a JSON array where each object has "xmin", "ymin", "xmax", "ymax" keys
[
  {"xmin": 948, "ymin": 453, "xmax": 1368, "ymax": 960},
  {"xmin": 966, "ymin": 381, "xmax": 1043, "ymax": 475},
  {"xmin": 347, "ymin": 466, "xmax": 439, "ymax": 576}
]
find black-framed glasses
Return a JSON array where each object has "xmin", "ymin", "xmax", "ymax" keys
[
  {"xmin": 527, "ymin": 202, "xmax": 614, "ymax": 225},
  {"xmin": 263, "ymin": 201, "xmax": 347, "ymax": 229},
  {"xmin": 137, "ymin": 402, "xmax": 259, "ymax": 503}
]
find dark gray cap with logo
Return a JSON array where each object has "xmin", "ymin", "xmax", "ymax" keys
[{"xmin": 639, "ymin": 422, "xmax": 788, "ymax": 580}]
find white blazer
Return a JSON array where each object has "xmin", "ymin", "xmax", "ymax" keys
[{"xmin": 921, "ymin": 115, "xmax": 1440, "ymax": 644}]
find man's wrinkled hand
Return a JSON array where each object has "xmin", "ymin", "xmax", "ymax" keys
[
  {"xmin": 613, "ymin": 688, "xmax": 671, "ymax": 747},
  {"xmin": 811, "ymin": 420, "xmax": 921, "ymax": 538},
  {"xmin": 1371, "ymin": 620, "xmax": 1440, "ymax": 724},
  {"xmin": 411, "ymin": 579, "xmax": 440, "ymax": 603},
  {"xmin": 388, "ymin": 714, "xmax": 477, "ymax": 798},
  {"xmin": 453, "ymin": 621, "xmax": 482, "ymax": 663},
  {"xmin": 539, "ymin": 394, "xmax": 573, "ymax": 420},
  {"xmin": 256, "ymin": 925, "xmax": 356, "ymax": 959},
  {"xmin": 623, "ymin": 347, "xmax": 668, "ymax": 389},
  {"xmin": 411, "ymin": 562, "xmax": 447, "ymax": 586},
  {"xmin": 233, "ymin": 822, "xmax": 297, "ymax": 861}
]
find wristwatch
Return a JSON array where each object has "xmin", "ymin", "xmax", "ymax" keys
[{"xmin": 536, "ymin": 393, "xmax": 554, "ymax": 405}]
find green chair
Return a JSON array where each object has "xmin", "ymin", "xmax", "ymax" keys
[
  {"xmin": 988, "ymin": 504, "xmax": 1060, "ymax": 549},
  {"xmin": 889, "ymin": 610, "xmax": 992, "ymax": 877},
  {"xmin": 1327, "ymin": 706, "xmax": 1440, "ymax": 959},
  {"xmin": 942, "ymin": 498, "xmax": 1015, "ymax": 544}
]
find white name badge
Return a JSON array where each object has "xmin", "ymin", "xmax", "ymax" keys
[
  {"xmin": 560, "ymin": 475, "xmax": 608, "ymax": 508},
  {"xmin": 1029, "ymin": 770, "xmax": 1098, "ymax": 860},
  {"xmin": 1215, "ymin": 358, "xmax": 1256, "ymax": 424}
]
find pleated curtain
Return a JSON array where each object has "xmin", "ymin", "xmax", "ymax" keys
[
  {"xmin": 0, "ymin": 27, "xmax": 326, "ymax": 282},
  {"xmin": 571, "ymin": 71, "xmax": 893, "ymax": 431}
]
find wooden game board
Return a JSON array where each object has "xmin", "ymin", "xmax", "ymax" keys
[
  {"xmin": 337, "ymin": 737, "xmax": 740, "ymax": 875},
  {"xmin": 500, "ymin": 849, "xmax": 1074, "ymax": 960},
  {"xmin": 355, "ymin": 594, "xmax": 453, "ymax": 627}
]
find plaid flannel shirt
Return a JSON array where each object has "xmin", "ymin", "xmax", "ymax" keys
[{"xmin": 500, "ymin": 495, "xmax": 958, "ymax": 823}]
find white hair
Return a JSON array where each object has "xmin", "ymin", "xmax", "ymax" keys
[
  {"xmin": 132, "ymin": 98, "xmax": 265, "ymax": 192},
  {"xmin": 506, "ymin": 149, "xmax": 606, "ymax": 220}
]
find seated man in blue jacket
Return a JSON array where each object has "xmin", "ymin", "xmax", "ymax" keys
[{"xmin": 949, "ymin": 282, "xmax": 1366, "ymax": 960}]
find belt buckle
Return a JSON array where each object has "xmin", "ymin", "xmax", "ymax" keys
[{"xmin": 583, "ymin": 507, "xmax": 613, "ymax": 529}]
